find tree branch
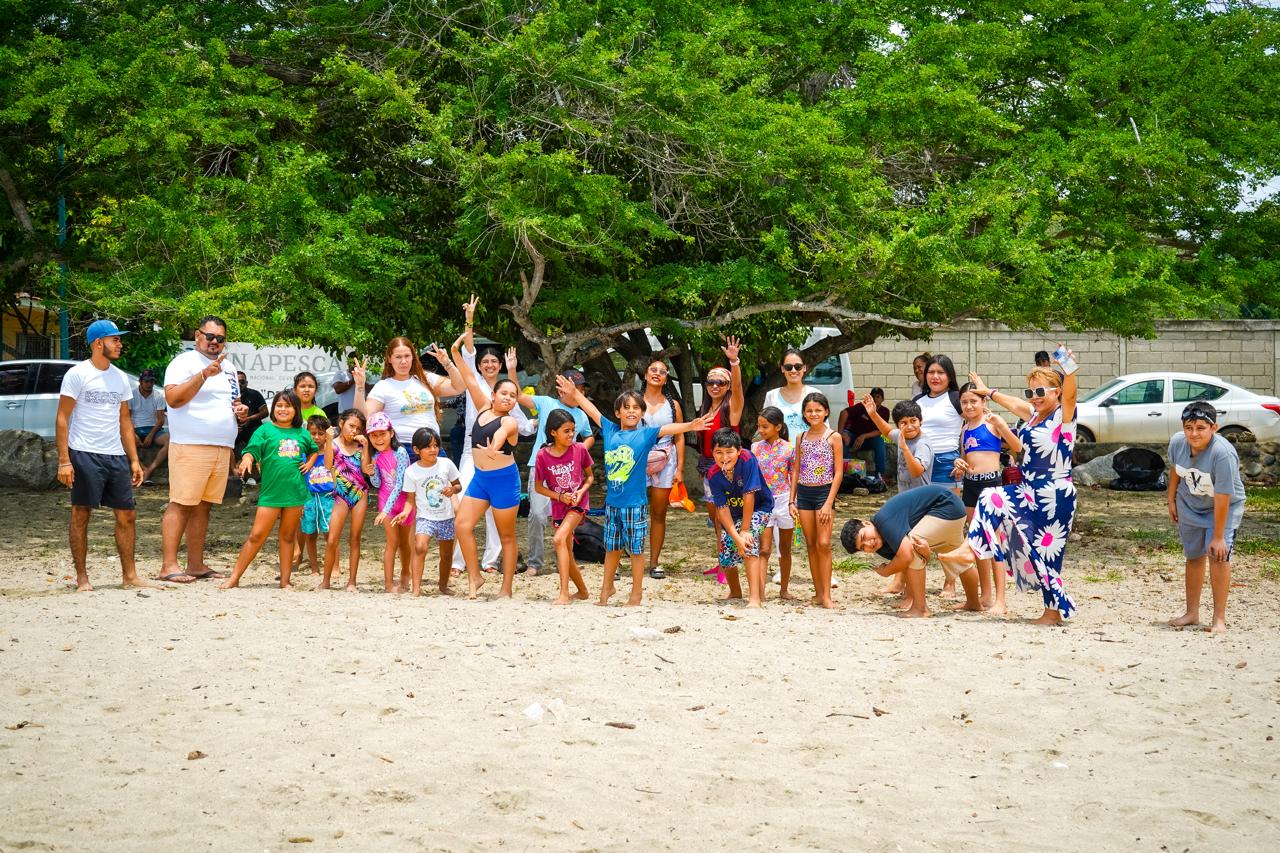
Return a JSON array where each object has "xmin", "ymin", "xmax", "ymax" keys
[
  {"xmin": 0, "ymin": 168, "xmax": 35, "ymax": 235},
  {"xmin": 227, "ymin": 51, "xmax": 319, "ymax": 85}
]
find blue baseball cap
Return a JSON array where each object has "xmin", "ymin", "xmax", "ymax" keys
[{"xmin": 86, "ymin": 319, "xmax": 129, "ymax": 345}]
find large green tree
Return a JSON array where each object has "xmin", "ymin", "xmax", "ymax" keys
[{"xmin": 2, "ymin": 0, "xmax": 1276, "ymax": 397}]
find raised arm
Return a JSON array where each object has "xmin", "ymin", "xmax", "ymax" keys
[
  {"xmin": 424, "ymin": 344, "xmax": 468, "ymax": 401},
  {"xmin": 723, "ymin": 335, "xmax": 745, "ymax": 426},
  {"xmin": 1058, "ymin": 345, "xmax": 1078, "ymax": 423},
  {"xmin": 969, "ymin": 371, "xmax": 1033, "ymax": 421},
  {"xmin": 985, "ymin": 411, "xmax": 1023, "ymax": 456},
  {"xmin": 461, "ymin": 294, "xmax": 479, "ymax": 358},
  {"xmin": 862, "ymin": 392, "xmax": 892, "ymax": 437},
  {"xmin": 556, "ymin": 374, "xmax": 603, "ymax": 427},
  {"xmin": 658, "ymin": 412, "xmax": 712, "ymax": 438},
  {"xmin": 450, "ymin": 333, "xmax": 491, "ymax": 410},
  {"xmin": 505, "ymin": 348, "xmax": 537, "ymax": 410},
  {"xmin": 165, "ymin": 352, "xmax": 228, "ymax": 409}
]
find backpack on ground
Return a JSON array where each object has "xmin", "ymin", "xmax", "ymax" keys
[{"xmin": 572, "ymin": 518, "xmax": 607, "ymax": 564}]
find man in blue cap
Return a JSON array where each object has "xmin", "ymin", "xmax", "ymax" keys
[{"xmin": 55, "ymin": 319, "xmax": 157, "ymax": 591}]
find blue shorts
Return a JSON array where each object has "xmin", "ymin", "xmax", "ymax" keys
[
  {"xmin": 604, "ymin": 505, "xmax": 649, "ymax": 555},
  {"xmin": 464, "ymin": 464, "xmax": 521, "ymax": 510},
  {"xmin": 931, "ymin": 450, "xmax": 961, "ymax": 486},
  {"xmin": 415, "ymin": 516, "xmax": 456, "ymax": 541},
  {"xmin": 301, "ymin": 492, "xmax": 335, "ymax": 535},
  {"xmin": 1178, "ymin": 523, "xmax": 1237, "ymax": 561},
  {"xmin": 134, "ymin": 427, "xmax": 165, "ymax": 441}
]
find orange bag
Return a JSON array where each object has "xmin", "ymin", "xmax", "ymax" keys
[{"xmin": 669, "ymin": 480, "xmax": 696, "ymax": 512}]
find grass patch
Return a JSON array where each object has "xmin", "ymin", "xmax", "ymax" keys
[
  {"xmin": 1121, "ymin": 528, "xmax": 1176, "ymax": 548},
  {"xmin": 1245, "ymin": 486, "xmax": 1280, "ymax": 514},
  {"xmin": 1083, "ymin": 569, "xmax": 1124, "ymax": 583},
  {"xmin": 1260, "ymin": 562, "xmax": 1280, "ymax": 582},
  {"xmin": 1234, "ymin": 537, "xmax": 1280, "ymax": 557}
]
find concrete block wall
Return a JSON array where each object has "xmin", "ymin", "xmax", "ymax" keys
[{"xmin": 848, "ymin": 320, "xmax": 1280, "ymax": 409}]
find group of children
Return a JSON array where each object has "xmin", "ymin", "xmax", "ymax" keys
[{"xmin": 215, "ymin": 348, "xmax": 1249, "ymax": 633}]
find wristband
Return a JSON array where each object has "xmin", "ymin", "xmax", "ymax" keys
[
  {"xmin": 729, "ymin": 359, "xmax": 740, "ymax": 366},
  {"xmin": 988, "ymin": 388, "xmax": 998, "ymax": 398},
  {"xmin": 59, "ymin": 462, "xmax": 73, "ymax": 468}
]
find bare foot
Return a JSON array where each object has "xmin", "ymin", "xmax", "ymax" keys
[
  {"xmin": 899, "ymin": 608, "xmax": 930, "ymax": 618},
  {"xmin": 438, "ymin": 585, "xmax": 454, "ymax": 596},
  {"xmin": 574, "ymin": 590, "xmax": 590, "ymax": 601},
  {"xmin": 75, "ymin": 578, "xmax": 93, "ymax": 592},
  {"xmin": 745, "ymin": 600, "xmax": 763, "ymax": 609},
  {"xmin": 597, "ymin": 584, "xmax": 616, "ymax": 606},
  {"xmin": 626, "ymin": 593, "xmax": 643, "ymax": 606},
  {"xmin": 979, "ymin": 596, "xmax": 994, "ymax": 610},
  {"xmin": 467, "ymin": 574, "xmax": 488, "ymax": 600},
  {"xmin": 723, "ymin": 592, "xmax": 743, "ymax": 602},
  {"xmin": 553, "ymin": 595, "xmax": 572, "ymax": 605},
  {"xmin": 317, "ymin": 580, "xmax": 331, "ymax": 590},
  {"xmin": 779, "ymin": 590, "xmax": 797, "ymax": 601},
  {"xmin": 496, "ymin": 589, "xmax": 513, "ymax": 599},
  {"xmin": 122, "ymin": 575, "xmax": 159, "ymax": 590},
  {"xmin": 895, "ymin": 597, "xmax": 914, "ymax": 611},
  {"xmin": 345, "ymin": 583, "xmax": 359, "ymax": 592},
  {"xmin": 814, "ymin": 596, "xmax": 834, "ymax": 609},
  {"xmin": 940, "ymin": 586, "xmax": 958, "ymax": 600},
  {"xmin": 1168, "ymin": 612, "xmax": 1200, "ymax": 629},
  {"xmin": 1205, "ymin": 620, "xmax": 1227, "ymax": 634},
  {"xmin": 1031, "ymin": 610, "xmax": 1063, "ymax": 626},
  {"xmin": 218, "ymin": 580, "xmax": 237, "ymax": 590},
  {"xmin": 986, "ymin": 602, "xmax": 1008, "ymax": 616},
  {"xmin": 951, "ymin": 601, "xmax": 983, "ymax": 612},
  {"xmin": 385, "ymin": 583, "xmax": 402, "ymax": 594}
]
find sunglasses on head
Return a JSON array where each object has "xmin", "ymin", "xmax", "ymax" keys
[
  {"xmin": 705, "ymin": 379, "xmax": 729, "ymax": 387},
  {"xmin": 782, "ymin": 363, "xmax": 804, "ymax": 372},
  {"xmin": 1023, "ymin": 386, "xmax": 1055, "ymax": 399},
  {"xmin": 1181, "ymin": 404, "xmax": 1217, "ymax": 424},
  {"xmin": 200, "ymin": 331, "xmax": 227, "ymax": 343}
]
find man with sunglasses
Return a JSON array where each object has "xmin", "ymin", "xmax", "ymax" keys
[
  {"xmin": 159, "ymin": 316, "xmax": 249, "ymax": 583},
  {"xmin": 1167, "ymin": 401, "xmax": 1245, "ymax": 634}
]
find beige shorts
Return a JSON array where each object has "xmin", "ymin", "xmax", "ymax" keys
[
  {"xmin": 907, "ymin": 514, "xmax": 974, "ymax": 578},
  {"xmin": 168, "ymin": 444, "xmax": 232, "ymax": 506}
]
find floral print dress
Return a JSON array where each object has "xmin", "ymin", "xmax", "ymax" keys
[{"xmin": 966, "ymin": 406, "xmax": 1077, "ymax": 618}]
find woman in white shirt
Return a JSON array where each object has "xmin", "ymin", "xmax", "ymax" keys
[
  {"xmin": 912, "ymin": 354, "xmax": 964, "ymax": 492},
  {"xmin": 357, "ymin": 337, "xmax": 462, "ymax": 446},
  {"xmin": 762, "ymin": 348, "xmax": 819, "ymax": 438}
]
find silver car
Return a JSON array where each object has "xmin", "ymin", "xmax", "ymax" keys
[
  {"xmin": 1074, "ymin": 371, "xmax": 1280, "ymax": 443},
  {"xmin": 0, "ymin": 359, "xmax": 139, "ymax": 440}
]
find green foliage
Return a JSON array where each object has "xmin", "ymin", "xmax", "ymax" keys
[
  {"xmin": 114, "ymin": 324, "xmax": 182, "ymax": 376},
  {"xmin": 1, "ymin": 0, "xmax": 1276, "ymax": 364}
]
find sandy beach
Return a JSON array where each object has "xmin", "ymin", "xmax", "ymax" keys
[{"xmin": 2, "ymin": 485, "xmax": 1278, "ymax": 851}]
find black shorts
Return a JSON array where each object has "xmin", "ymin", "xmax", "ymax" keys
[
  {"xmin": 962, "ymin": 470, "xmax": 1001, "ymax": 508},
  {"xmin": 794, "ymin": 482, "xmax": 834, "ymax": 512},
  {"xmin": 70, "ymin": 449, "xmax": 136, "ymax": 510}
]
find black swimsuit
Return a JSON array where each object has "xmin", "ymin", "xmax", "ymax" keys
[{"xmin": 472, "ymin": 411, "xmax": 515, "ymax": 455}]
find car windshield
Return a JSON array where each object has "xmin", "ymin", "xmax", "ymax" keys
[{"xmin": 1079, "ymin": 378, "xmax": 1125, "ymax": 403}]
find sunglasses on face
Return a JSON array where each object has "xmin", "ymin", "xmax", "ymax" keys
[
  {"xmin": 199, "ymin": 331, "xmax": 227, "ymax": 343},
  {"xmin": 782, "ymin": 364, "xmax": 804, "ymax": 372},
  {"xmin": 648, "ymin": 368, "xmax": 668, "ymax": 377},
  {"xmin": 1023, "ymin": 387, "xmax": 1056, "ymax": 399},
  {"xmin": 705, "ymin": 379, "xmax": 729, "ymax": 387}
]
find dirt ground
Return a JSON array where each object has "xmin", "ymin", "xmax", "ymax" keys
[{"xmin": 1, "ymin": 483, "xmax": 1278, "ymax": 851}]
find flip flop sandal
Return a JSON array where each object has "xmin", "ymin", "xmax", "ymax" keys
[
  {"xmin": 647, "ymin": 566, "xmax": 666, "ymax": 579},
  {"xmin": 158, "ymin": 573, "xmax": 196, "ymax": 584},
  {"xmin": 187, "ymin": 569, "xmax": 230, "ymax": 580}
]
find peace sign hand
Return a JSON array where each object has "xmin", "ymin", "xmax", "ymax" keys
[
  {"xmin": 463, "ymin": 294, "xmax": 479, "ymax": 323},
  {"xmin": 352, "ymin": 356, "xmax": 369, "ymax": 388}
]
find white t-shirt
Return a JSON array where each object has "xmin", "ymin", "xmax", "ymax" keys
[
  {"xmin": 332, "ymin": 367, "xmax": 356, "ymax": 413},
  {"xmin": 163, "ymin": 349, "xmax": 238, "ymax": 447},
  {"xmin": 915, "ymin": 392, "xmax": 963, "ymax": 455},
  {"xmin": 402, "ymin": 458, "xmax": 461, "ymax": 521},
  {"xmin": 60, "ymin": 361, "xmax": 133, "ymax": 456},
  {"xmin": 367, "ymin": 376, "xmax": 440, "ymax": 446},
  {"xmin": 763, "ymin": 385, "xmax": 818, "ymax": 437},
  {"xmin": 128, "ymin": 388, "xmax": 166, "ymax": 429}
]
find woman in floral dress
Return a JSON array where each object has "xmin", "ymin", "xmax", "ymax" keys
[{"xmin": 952, "ymin": 352, "xmax": 1079, "ymax": 624}]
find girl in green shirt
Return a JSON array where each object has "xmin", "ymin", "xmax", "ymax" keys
[
  {"xmin": 294, "ymin": 371, "xmax": 326, "ymax": 422},
  {"xmin": 221, "ymin": 390, "xmax": 326, "ymax": 589}
]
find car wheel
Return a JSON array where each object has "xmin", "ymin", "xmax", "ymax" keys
[
  {"xmin": 1075, "ymin": 426, "xmax": 1095, "ymax": 444},
  {"xmin": 1218, "ymin": 426, "xmax": 1253, "ymax": 442}
]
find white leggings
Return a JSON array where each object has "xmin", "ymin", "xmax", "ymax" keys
[{"xmin": 451, "ymin": 451, "xmax": 504, "ymax": 570}]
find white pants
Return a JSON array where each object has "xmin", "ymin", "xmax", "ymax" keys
[
  {"xmin": 451, "ymin": 451, "xmax": 503, "ymax": 570},
  {"xmin": 526, "ymin": 483, "xmax": 551, "ymax": 569}
]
